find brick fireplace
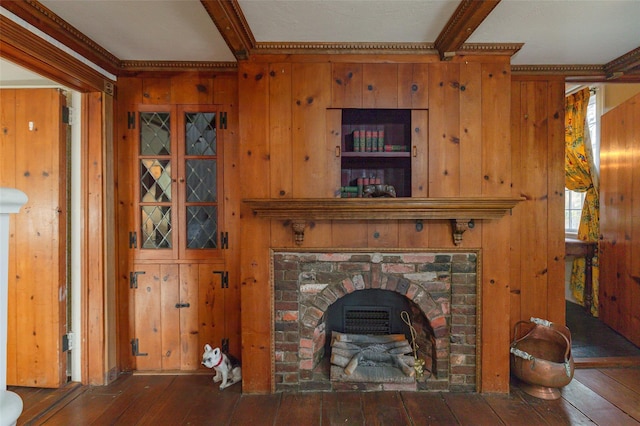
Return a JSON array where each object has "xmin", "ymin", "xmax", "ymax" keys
[{"xmin": 273, "ymin": 250, "xmax": 479, "ymax": 392}]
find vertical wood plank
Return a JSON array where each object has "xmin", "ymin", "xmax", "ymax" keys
[
  {"xmin": 630, "ymin": 94, "xmax": 640, "ymax": 344},
  {"xmin": 428, "ymin": 62, "xmax": 461, "ymax": 197},
  {"xmin": 115, "ymin": 78, "xmax": 143, "ymax": 373},
  {"xmin": 214, "ymin": 73, "xmax": 242, "ymax": 357},
  {"xmin": 331, "ymin": 221, "xmax": 369, "ymax": 248},
  {"xmin": 269, "ymin": 63, "xmax": 294, "ymax": 247},
  {"xmin": 459, "ymin": 62, "xmax": 483, "ymax": 248},
  {"xmin": 85, "ymin": 91, "xmax": 107, "ymax": 385},
  {"xmin": 509, "ymin": 81, "xmax": 523, "ymax": 332},
  {"xmin": 398, "ymin": 63, "xmax": 430, "ymax": 109},
  {"xmin": 291, "ymin": 62, "xmax": 332, "ymax": 197},
  {"xmin": 546, "ymin": 78, "xmax": 567, "ymax": 324},
  {"xmin": 238, "ymin": 60, "xmax": 272, "ymax": 393},
  {"xmin": 459, "ymin": 62, "xmax": 482, "ymax": 197},
  {"xmin": 519, "ymin": 81, "xmax": 549, "ymax": 321},
  {"xmin": 619, "ymin": 99, "xmax": 635, "ymax": 340},
  {"xmin": 367, "ymin": 221, "xmax": 399, "ymax": 248},
  {"xmin": 362, "ymin": 64, "xmax": 398, "ymax": 108},
  {"xmin": 134, "ymin": 264, "xmax": 162, "ymax": 371},
  {"xmin": 269, "ymin": 63, "xmax": 293, "ymax": 198},
  {"xmin": 162, "ymin": 264, "xmax": 181, "ymax": 370},
  {"xmin": 291, "ymin": 62, "xmax": 333, "ymax": 246},
  {"xmin": 331, "ymin": 63, "xmax": 363, "ymax": 108},
  {"xmin": 142, "ymin": 78, "xmax": 171, "ymax": 104},
  {"xmin": 480, "ymin": 61, "xmax": 512, "ymax": 393},
  {"xmin": 170, "ymin": 72, "xmax": 214, "ymax": 104},
  {"xmin": 428, "ymin": 63, "xmax": 460, "ymax": 247},
  {"xmin": 411, "ymin": 109, "xmax": 429, "ymax": 197},
  {"xmin": 179, "ymin": 264, "xmax": 199, "ymax": 370},
  {"xmin": 0, "ymin": 89, "xmax": 18, "ymax": 385}
]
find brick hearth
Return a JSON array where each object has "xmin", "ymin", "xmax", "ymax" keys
[{"xmin": 273, "ymin": 250, "xmax": 478, "ymax": 392}]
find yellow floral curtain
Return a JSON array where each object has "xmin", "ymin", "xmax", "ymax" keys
[{"xmin": 565, "ymin": 88, "xmax": 600, "ymax": 316}]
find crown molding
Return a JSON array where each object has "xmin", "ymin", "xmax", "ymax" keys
[
  {"xmin": 0, "ymin": 0, "xmax": 121, "ymax": 74},
  {"xmin": 0, "ymin": 14, "xmax": 111, "ymax": 92},
  {"xmin": 511, "ymin": 64, "xmax": 604, "ymax": 75},
  {"xmin": 251, "ymin": 42, "xmax": 520, "ymax": 57},
  {"xmin": 119, "ymin": 61, "xmax": 238, "ymax": 74}
]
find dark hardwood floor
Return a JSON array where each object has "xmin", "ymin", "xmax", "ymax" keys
[
  {"xmin": 9, "ymin": 302, "xmax": 640, "ymax": 425},
  {"xmin": 9, "ymin": 367, "xmax": 640, "ymax": 426}
]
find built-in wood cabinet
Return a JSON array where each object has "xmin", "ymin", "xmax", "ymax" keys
[
  {"xmin": 329, "ymin": 108, "xmax": 429, "ymax": 199},
  {"xmin": 128, "ymin": 105, "xmax": 228, "ymax": 371}
]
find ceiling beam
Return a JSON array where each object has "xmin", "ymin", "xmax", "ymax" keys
[
  {"xmin": 200, "ymin": 0, "xmax": 255, "ymax": 61},
  {"xmin": 603, "ymin": 46, "xmax": 640, "ymax": 80},
  {"xmin": 434, "ymin": 0, "xmax": 501, "ymax": 61}
]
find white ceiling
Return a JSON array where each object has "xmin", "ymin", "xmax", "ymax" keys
[{"xmin": 2, "ymin": 0, "xmax": 640, "ymax": 84}]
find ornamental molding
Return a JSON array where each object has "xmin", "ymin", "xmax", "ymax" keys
[{"xmin": 119, "ymin": 61, "xmax": 238, "ymax": 73}]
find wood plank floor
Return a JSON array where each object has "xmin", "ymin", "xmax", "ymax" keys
[{"xmin": 9, "ymin": 367, "xmax": 640, "ymax": 425}]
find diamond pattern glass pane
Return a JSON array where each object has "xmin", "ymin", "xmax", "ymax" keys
[
  {"xmin": 187, "ymin": 206, "xmax": 217, "ymax": 249},
  {"xmin": 185, "ymin": 112, "xmax": 216, "ymax": 155},
  {"xmin": 141, "ymin": 206, "xmax": 172, "ymax": 249},
  {"xmin": 186, "ymin": 160, "xmax": 216, "ymax": 202},
  {"xmin": 140, "ymin": 112, "xmax": 171, "ymax": 155},
  {"xmin": 140, "ymin": 159, "xmax": 172, "ymax": 202}
]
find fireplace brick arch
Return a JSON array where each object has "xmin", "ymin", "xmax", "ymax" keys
[{"xmin": 273, "ymin": 251, "xmax": 478, "ymax": 392}]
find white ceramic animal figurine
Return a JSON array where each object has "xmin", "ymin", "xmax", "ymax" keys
[{"xmin": 201, "ymin": 344, "xmax": 241, "ymax": 390}]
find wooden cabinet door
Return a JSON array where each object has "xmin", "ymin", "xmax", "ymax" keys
[
  {"xmin": 411, "ymin": 109, "xmax": 429, "ymax": 197},
  {"xmin": 1, "ymin": 88, "xmax": 68, "ymax": 387},
  {"xmin": 132, "ymin": 262, "xmax": 226, "ymax": 371}
]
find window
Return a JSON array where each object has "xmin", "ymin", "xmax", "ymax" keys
[{"xmin": 565, "ymin": 88, "xmax": 599, "ymax": 234}]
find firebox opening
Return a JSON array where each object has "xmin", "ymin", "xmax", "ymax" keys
[{"xmin": 324, "ymin": 289, "xmax": 413, "ymax": 353}]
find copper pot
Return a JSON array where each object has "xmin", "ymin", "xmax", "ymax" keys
[{"xmin": 510, "ymin": 317, "xmax": 574, "ymax": 400}]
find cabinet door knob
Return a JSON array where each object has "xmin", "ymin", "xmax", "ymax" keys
[{"xmin": 335, "ymin": 146, "xmax": 341, "ymax": 157}]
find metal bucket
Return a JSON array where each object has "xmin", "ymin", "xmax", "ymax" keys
[{"xmin": 510, "ymin": 317, "xmax": 574, "ymax": 400}]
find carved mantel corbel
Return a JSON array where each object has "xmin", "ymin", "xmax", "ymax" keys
[
  {"xmin": 291, "ymin": 220, "xmax": 307, "ymax": 245},
  {"xmin": 452, "ymin": 219, "xmax": 474, "ymax": 246}
]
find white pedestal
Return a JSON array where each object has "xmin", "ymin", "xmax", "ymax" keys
[{"xmin": 0, "ymin": 188, "xmax": 28, "ymax": 426}]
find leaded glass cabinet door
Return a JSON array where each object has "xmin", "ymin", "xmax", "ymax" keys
[
  {"xmin": 135, "ymin": 105, "xmax": 223, "ymax": 261},
  {"xmin": 137, "ymin": 106, "xmax": 177, "ymax": 260},
  {"xmin": 177, "ymin": 106, "xmax": 224, "ymax": 260}
]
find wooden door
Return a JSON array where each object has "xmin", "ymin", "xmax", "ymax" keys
[{"xmin": 0, "ymin": 88, "xmax": 68, "ymax": 387}]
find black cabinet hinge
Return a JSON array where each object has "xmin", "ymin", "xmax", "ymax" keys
[
  {"xmin": 131, "ymin": 338, "xmax": 148, "ymax": 357},
  {"xmin": 214, "ymin": 271, "xmax": 229, "ymax": 289},
  {"xmin": 130, "ymin": 271, "xmax": 145, "ymax": 289},
  {"xmin": 128, "ymin": 112, "xmax": 136, "ymax": 129},
  {"xmin": 221, "ymin": 232, "xmax": 229, "ymax": 249},
  {"xmin": 129, "ymin": 231, "xmax": 137, "ymax": 248},
  {"xmin": 220, "ymin": 112, "xmax": 227, "ymax": 129}
]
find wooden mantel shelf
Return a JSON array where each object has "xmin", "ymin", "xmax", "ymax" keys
[{"xmin": 244, "ymin": 197, "xmax": 524, "ymax": 245}]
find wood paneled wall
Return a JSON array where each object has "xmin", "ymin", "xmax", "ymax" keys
[
  {"xmin": 600, "ymin": 91, "xmax": 640, "ymax": 346},
  {"xmin": 238, "ymin": 55, "xmax": 531, "ymax": 393},
  {"xmin": 510, "ymin": 77, "xmax": 566, "ymax": 329}
]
